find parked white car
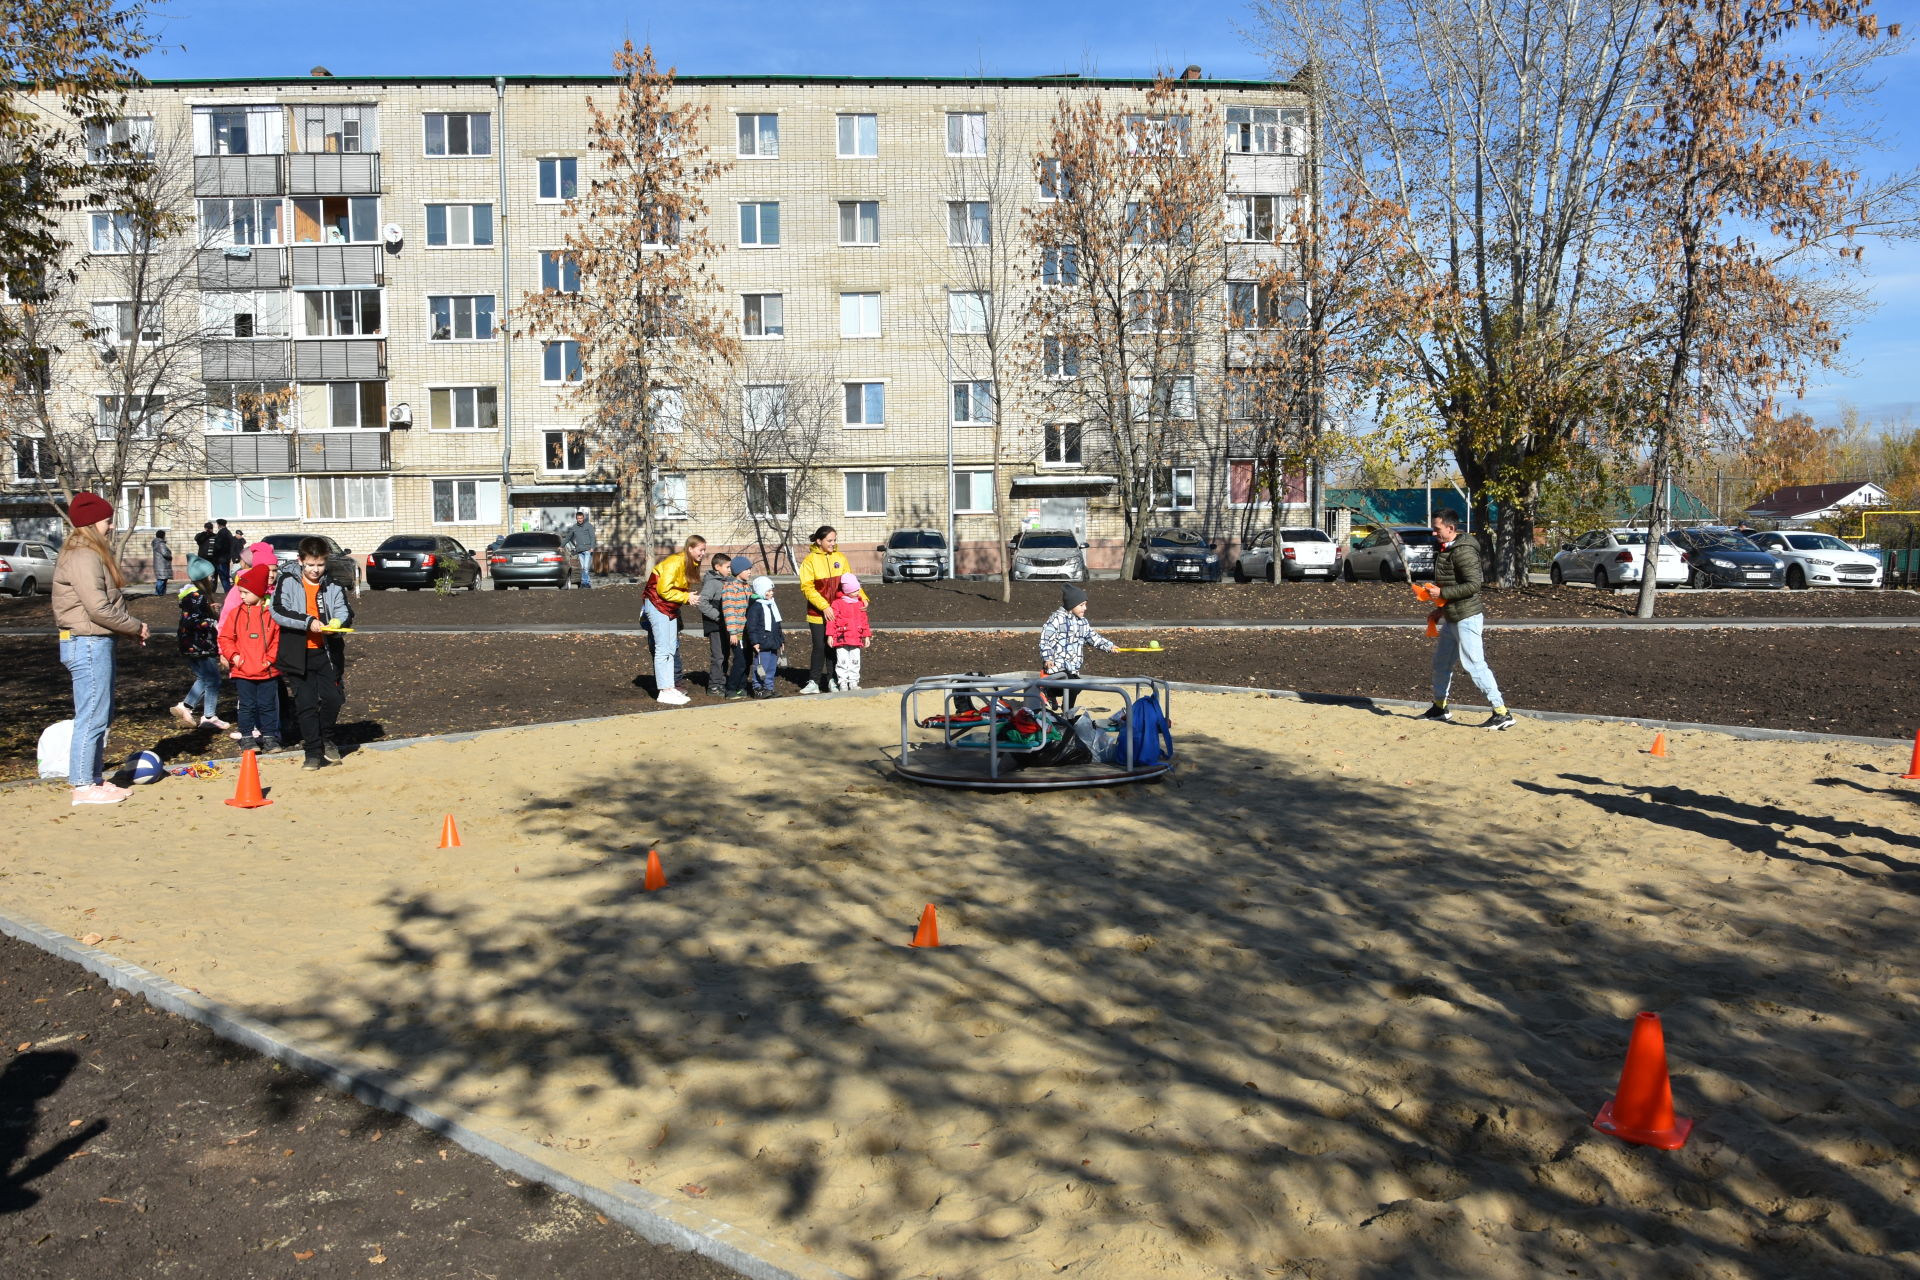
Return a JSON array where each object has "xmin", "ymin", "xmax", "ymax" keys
[
  {"xmin": 1550, "ymin": 528, "xmax": 1687, "ymax": 589},
  {"xmin": 1235, "ymin": 527, "xmax": 1340, "ymax": 582},
  {"xmin": 1342, "ymin": 526, "xmax": 1439, "ymax": 581},
  {"xmin": 0, "ymin": 538, "xmax": 58, "ymax": 597},
  {"xmin": 1746, "ymin": 530, "xmax": 1884, "ymax": 589}
]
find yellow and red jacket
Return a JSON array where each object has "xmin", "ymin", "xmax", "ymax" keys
[
  {"xmin": 798, "ymin": 546, "xmax": 867, "ymax": 624},
  {"xmin": 644, "ymin": 551, "xmax": 697, "ymax": 615}
]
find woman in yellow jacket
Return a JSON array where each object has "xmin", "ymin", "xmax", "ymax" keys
[
  {"xmin": 642, "ymin": 534, "xmax": 706, "ymax": 705},
  {"xmin": 797, "ymin": 525, "xmax": 866, "ymax": 693}
]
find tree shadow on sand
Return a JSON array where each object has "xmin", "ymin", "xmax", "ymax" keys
[{"xmin": 260, "ymin": 721, "xmax": 1920, "ymax": 1279}]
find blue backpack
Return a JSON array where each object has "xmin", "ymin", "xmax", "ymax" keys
[{"xmin": 1120, "ymin": 693, "xmax": 1173, "ymax": 767}]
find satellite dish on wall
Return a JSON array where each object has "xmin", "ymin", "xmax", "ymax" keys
[{"xmin": 382, "ymin": 223, "xmax": 404, "ymax": 247}]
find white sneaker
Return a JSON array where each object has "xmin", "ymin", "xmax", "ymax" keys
[
  {"xmin": 168, "ymin": 703, "xmax": 196, "ymax": 727},
  {"xmin": 799, "ymin": 681, "xmax": 821, "ymax": 695},
  {"xmin": 72, "ymin": 783, "xmax": 129, "ymax": 806},
  {"xmin": 656, "ymin": 688, "xmax": 691, "ymax": 706},
  {"xmin": 229, "ymin": 729, "xmax": 245, "ymax": 741}
]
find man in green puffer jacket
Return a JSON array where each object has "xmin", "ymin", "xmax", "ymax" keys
[{"xmin": 1421, "ymin": 508, "xmax": 1515, "ymax": 730}]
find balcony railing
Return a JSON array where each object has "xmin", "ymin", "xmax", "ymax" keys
[
  {"xmin": 206, "ymin": 430, "xmax": 391, "ymax": 474},
  {"xmin": 290, "ymin": 244, "xmax": 383, "ymax": 288},
  {"xmin": 205, "ymin": 432, "xmax": 294, "ymax": 475},
  {"xmin": 288, "ymin": 152, "xmax": 381, "ymax": 195},
  {"xmin": 194, "ymin": 154, "xmax": 285, "ymax": 198},
  {"xmin": 200, "ymin": 340, "xmax": 292, "ymax": 382},
  {"xmin": 198, "ymin": 246, "xmax": 288, "ymax": 290},
  {"xmin": 292, "ymin": 338, "xmax": 386, "ymax": 381}
]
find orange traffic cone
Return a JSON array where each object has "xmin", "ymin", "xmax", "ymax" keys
[
  {"xmin": 438, "ymin": 814, "xmax": 462, "ymax": 849},
  {"xmin": 910, "ymin": 904, "xmax": 940, "ymax": 948},
  {"xmin": 1648, "ymin": 731, "xmax": 1669, "ymax": 758},
  {"xmin": 643, "ymin": 848, "xmax": 667, "ymax": 892},
  {"xmin": 1901, "ymin": 729, "xmax": 1920, "ymax": 780},
  {"xmin": 223, "ymin": 749, "xmax": 272, "ymax": 809},
  {"xmin": 1592, "ymin": 1011, "xmax": 1694, "ymax": 1149}
]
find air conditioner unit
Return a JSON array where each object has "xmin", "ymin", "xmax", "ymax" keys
[
  {"xmin": 387, "ymin": 402, "xmax": 412, "ymax": 428},
  {"xmin": 222, "ymin": 245, "xmax": 254, "ymax": 259}
]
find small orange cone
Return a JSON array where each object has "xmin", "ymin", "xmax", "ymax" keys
[
  {"xmin": 1648, "ymin": 731, "xmax": 1669, "ymax": 758},
  {"xmin": 1592, "ymin": 1011, "xmax": 1694, "ymax": 1149},
  {"xmin": 910, "ymin": 904, "xmax": 940, "ymax": 948},
  {"xmin": 1901, "ymin": 729, "xmax": 1920, "ymax": 780},
  {"xmin": 438, "ymin": 814, "xmax": 462, "ymax": 848},
  {"xmin": 643, "ymin": 848, "xmax": 667, "ymax": 892},
  {"xmin": 223, "ymin": 749, "xmax": 272, "ymax": 809}
]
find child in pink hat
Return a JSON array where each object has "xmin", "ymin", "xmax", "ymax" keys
[{"xmin": 825, "ymin": 572, "xmax": 872, "ymax": 691}]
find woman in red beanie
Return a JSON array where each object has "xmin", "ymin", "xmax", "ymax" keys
[{"xmin": 51, "ymin": 492, "xmax": 149, "ymax": 805}]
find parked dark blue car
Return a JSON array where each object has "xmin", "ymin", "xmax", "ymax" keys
[
  {"xmin": 1135, "ymin": 527, "xmax": 1223, "ymax": 582},
  {"xmin": 1665, "ymin": 527, "xmax": 1784, "ymax": 589}
]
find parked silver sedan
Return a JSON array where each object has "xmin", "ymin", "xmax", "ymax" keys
[
  {"xmin": 0, "ymin": 539, "xmax": 58, "ymax": 597},
  {"xmin": 1342, "ymin": 526, "xmax": 1439, "ymax": 581}
]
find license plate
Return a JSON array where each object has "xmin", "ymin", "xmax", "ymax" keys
[
  {"xmin": 514, "ymin": 555, "xmax": 538, "ymax": 564},
  {"xmin": 1744, "ymin": 571, "xmax": 1770, "ymax": 578},
  {"xmin": 905, "ymin": 566, "xmax": 934, "ymax": 576},
  {"xmin": 383, "ymin": 559, "xmax": 409, "ymax": 567},
  {"xmin": 1178, "ymin": 566, "xmax": 1201, "ymax": 574}
]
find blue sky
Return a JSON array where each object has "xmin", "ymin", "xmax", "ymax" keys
[{"xmin": 136, "ymin": 0, "xmax": 1920, "ymax": 427}]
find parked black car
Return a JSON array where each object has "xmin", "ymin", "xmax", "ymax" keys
[
  {"xmin": 260, "ymin": 533, "xmax": 359, "ymax": 591},
  {"xmin": 487, "ymin": 531, "xmax": 576, "ymax": 589},
  {"xmin": 366, "ymin": 535, "xmax": 482, "ymax": 591},
  {"xmin": 1136, "ymin": 527, "xmax": 1223, "ymax": 582},
  {"xmin": 1665, "ymin": 527, "xmax": 1785, "ymax": 589}
]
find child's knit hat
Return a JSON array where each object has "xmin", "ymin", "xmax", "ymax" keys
[
  {"xmin": 731, "ymin": 555, "xmax": 751, "ymax": 575},
  {"xmin": 750, "ymin": 575, "xmax": 774, "ymax": 597},
  {"xmin": 247, "ymin": 540, "xmax": 275, "ymax": 567},
  {"xmin": 1062, "ymin": 584, "xmax": 1088, "ymax": 610},
  {"xmin": 237, "ymin": 564, "xmax": 273, "ymax": 597},
  {"xmin": 840, "ymin": 572, "xmax": 862, "ymax": 596},
  {"xmin": 187, "ymin": 556, "xmax": 216, "ymax": 582}
]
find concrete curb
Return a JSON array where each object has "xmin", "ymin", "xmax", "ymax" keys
[{"xmin": 0, "ymin": 907, "xmax": 852, "ymax": 1280}]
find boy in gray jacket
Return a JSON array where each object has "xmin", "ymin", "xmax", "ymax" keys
[
  {"xmin": 695, "ymin": 552, "xmax": 735, "ymax": 697},
  {"xmin": 270, "ymin": 536, "xmax": 355, "ymax": 768}
]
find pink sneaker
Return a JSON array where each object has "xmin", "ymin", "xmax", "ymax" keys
[
  {"xmin": 71, "ymin": 783, "xmax": 129, "ymax": 806},
  {"xmin": 229, "ymin": 730, "xmax": 245, "ymax": 741},
  {"xmin": 168, "ymin": 703, "xmax": 196, "ymax": 727},
  {"xmin": 201, "ymin": 715, "xmax": 231, "ymax": 731}
]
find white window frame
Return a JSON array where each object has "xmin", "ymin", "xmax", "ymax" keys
[
  {"xmin": 204, "ymin": 382, "xmax": 291, "ymax": 434},
  {"xmin": 541, "ymin": 339, "xmax": 583, "ymax": 385},
  {"xmin": 424, "ymin": 111, "xmax": 492, "ymax": 157},
  {"xmin": 90, "ymin": 298, "xmax": 161, "ymax": 344},
  {"xmin": 948, "ymin": 289, "xmax": 989, "ymax": 335},
  {"xmin": 431, "ymin": 477, "xmax": 503, "ymax": 525},
  {"xmin": 303, "ymin": 475, "xmax": 392, "ymax": 522},
  {"xmin": 839, "ymin": 291, "xmax": 880, "ymax": 339},
  {"xmin": 202, "ymin": 290, "xmax": 291, "ymax": 341},
  {"xmin": 1152, "ymin": 465, "xmax": 1197, "ymax": 512},
  {"xmin": 539, "ymin": 249, "xmax": 580, "ymax": 293},
  {"xmin": 199, "ymin": 197, "xmax": 283, "ymax": 247},
  {"xmin": 94, "ymin": 395, "xmax": 162, "ymax": 442},
  {"xmin": 115, "ymin": 483, "xmax": 169, "ymax": 529},
  {"xmin": 1229, "ymin": 193, "xmax": 1298, "ymax": 243},
  {"xmin": 88, "ymin": 212, "xmax": 139, "ymax": 255},
  {"xmin": 1043, "ymin": 422, "xmax": 1084, "ymax": 469},
  {"xmin": 296, "ymin": 287, "xmax": 383, "ymax": 339},
  {"xmin": 951, "ymin": 379, "xmax": 995, "ymax": 425},
  {"xmin": 424, "ymin": 202, "xmax": 495, "ymax": 248},
  {"xmin": 842, "ymin": 380, "xmax": 886, "ymax": 428},
  {"xmin": 953, "ymin": 468, "xmax": 995, "ymax": 515},
  {"xmin": 946, "ymin": 111, "xmax": 987, "ymax": 157},
  {"xmin": 838, "ymin": 200, "xmax": 879, "ymax": 246},
  {"xmin": 843, "ymin": 469, "xmax": 889, "ymax": 517},
  {"xmin": 310, "ymin": 381, "xmax": 387, "ymax": 431},
  {"xmin": 738, "ymin": 201, "xmax": 781, "ymax": 248},
  {"xmin": 1041, "ymin": 245, "xmax": 1078, "ymax": 287},
  {"xmin": 541, "ymin": 427, "xmax": 589, "ymax": 474},
  {"xmin": 836, "ymin": 113, "xmax": 878, "ymax": 158},
  {"xmin": 651, "ymin": 386, "xmax": 685, "ymax": 434},
  {"xmin": 1228, "ymin": 457, "xmax": 1277, "ymax": 508},
  {"xmin": 1123, "ymin": 113, "xmax": 1192, "ymax": 156},
  {"xmin": 744, "ymin": 383, "xmax": 787, "ymax": 433},
  {"xmin": 427, "ymin": 385, "xmax": 499, "ymax": 432},
  {"xmin": 654, "ymin": 472, "xmax": 690, "ymax": 520},
  {"xmin": 86, "ymin": 116, "xmax": 155, "ymax": 165},
  {"xmin": 428, "ymin": 294, "xmax": 496, "ymax": 342},
  {"xmin": 747, "ymin": 470, "xmax": 790, "ymax": 518},
  {"xmin": 947, "ymin": 200, "xmax": 991, "ymax": 247},
  {"xmin": 1042, "ymin": 336, "xmax": 1080, "ymax": 380},
  {"xmin": 291, "ymin": 195, "xmax": 381, "ymax": 245},
  {"xmin": 736, "ymin": 112, "xmax": 780, "ymax": 158},
  {"xmin": 12, "ymin": 435, "xmax": 54, "ymax": 483},
  {"xmin": 1129, "ymin": 374, "xmax": 1196, "ymax": 421},
  {"xmin": 1226, "ymin": 106, "xmax": 1306, "ymax": 156},
  {"xmin": 206, "ymin": 476, "xmax": 298, "ymax": 522},
  {"xmin": 536, "ymin": 156, "xmax": 579, "ymax": 202},
  {"xmin": 1038, "ymin": 157, "xmax": 1069, "ymax": 202},
  {"xmin": 742, "ymin": 292, "xmax": 784, "ymax": 339}
]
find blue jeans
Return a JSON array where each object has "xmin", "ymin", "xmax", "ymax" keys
[
  {"xmin": 216, "ymin": 559, "xmax": 233, "ymax": 591},
  {"xmin": 641, "ymin": 600, "xmax": 684, "ymax": 695},
  {"xmin": 235, "ymin": 677, "xmax": 281, "ymax": 741},
  {"xmin": 183, "ymin": 655, "xmax": 222, "ymax": 718},
  {"xmin": 576, "ymin": 551, "xmax": 593, "ymax": 588},
  {"xmin": 60, "ymin": 635, "xmax": 116, "ymax": 787},
  {"xmin": 1433, "ymin": 612, "xmax": 1505, "ymax": 709},
  {"xmin": 753, "ymin": 650, "xmax": 779, "ymax": 693}
]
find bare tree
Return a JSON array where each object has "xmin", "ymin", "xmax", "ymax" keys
[
  {"xmin": 512, "ymin": 42, "xmax": 735, "ymax": 576},
  {"xmin": 695, "ymin": 347, "xmax": 839, "ymax": 573}
]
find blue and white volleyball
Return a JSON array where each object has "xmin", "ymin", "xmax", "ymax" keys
[{"xmin": 129, "ymin": 750, "xmax": 166, "ymax": 784}]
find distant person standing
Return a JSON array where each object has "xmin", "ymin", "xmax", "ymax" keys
[
  {"xmin": 563, "ymin": 510, "xmax": 596, "ymax": 589},
  {"xmin": 211, "ymin": 519, "xmax": 236, "ymax": 591},
  {"xmin": 1421, "ymin": 508, "xmax": 1515, "ymax": 730},
  {"xmin": 194, "ymin": 521, "xmax": 215, "ymax": 560},
  {"xmin": 51, "ymin": 491, "xmax": 150, "ymax": 805},
  {"xmin": 149, "ymin": 530, "xmax": 173, "ymax": 596}
]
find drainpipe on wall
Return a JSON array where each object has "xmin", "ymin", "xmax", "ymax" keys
[{"xmin": 496, "ymin": 76, "xmax": 513, "ymax": 526}]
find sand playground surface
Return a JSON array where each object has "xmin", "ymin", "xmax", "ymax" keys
[{"xmin": 2, "ymin": 691, "xmax": 1917, "ymax": 1279}]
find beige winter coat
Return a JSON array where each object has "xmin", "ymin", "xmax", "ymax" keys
[{"xmin": 52, "ymin": 543, "xmax": 142, "ymax": 638}]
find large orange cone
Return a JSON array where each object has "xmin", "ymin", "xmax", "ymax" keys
[
  {"xmin": 643, "ymin": 848, "xmax": 667, "ymax": 892},
  {"xmin": 1648, "ymin": 731, "xmax": 1669, "ymax": 758},
  {"xmin": 223, "ymin": 749, "xmax": 272, "ymax": 809},
  {"xmin": 1592, "ymin": 1012, "xmax": 1694, "ymax": 1149},
  {"xmin": 910, "ymin": 904, "xmax": 940, "ymax": 948},
  {"xmin": 1901, "ymin": 729, "xmax": 1920, "ymax": 780},
  {"xmin": 438, "ymin": 814, "xmax": 462, "ymax": 848}
]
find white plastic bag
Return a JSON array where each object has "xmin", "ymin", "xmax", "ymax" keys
[{"xmin": 37, "ymin": 719, "xmax": 73, "ymax": 779}]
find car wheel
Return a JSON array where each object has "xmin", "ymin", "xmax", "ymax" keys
[
  {"xmin": 14, "ymin": 577, "xmax": 35, "ymax": 598},
  {"xmin": 1690, "ymin": 567, "xmax": 1711, "ymax": 590},
  {"xmin": 1787, "ymin": 565, "xmax": 1807, "ymax": 590},
  {"xmin": 1342, "ymin": 559, "xmax": 1357, "ymax": 582},
  {"xmin": 1379, "ymin": 560, "xmax": 1399, "ymax": 582},
  {"xmin": 466, "ymin": 575, "xmax": 479, "ymax": 592},
  {"xmin": 1593, "ymin": 566, "xmax": 1611, "ymax": 590},
  {"xmin": 1549, "ymin": 563, "xmax": 1564, "ymax": 585}
]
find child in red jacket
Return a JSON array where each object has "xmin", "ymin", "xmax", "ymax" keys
[
  {"xmin": 218, "ymin": 563, "xmax": 283, "ymax": 749},
  {"xmin": 825, "ymin": 572, "xmax": 872, "ymax": 691}
]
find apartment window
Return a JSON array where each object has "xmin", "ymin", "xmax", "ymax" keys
[
  {"xmin": 208, "ymin": 476, "xmax": 297, "ymax": 521},
  {"xmin": 954, "ymin": 468, "xmax": 995, "ymax": 514},
  {"xmin": 747, "ymin": 471, "xmax": 790, "ymax": 517},
  {"xmin": 1041, "ymin": 245, "xmax": 1078, "ymax": 286},
  {"xmin": 946, "ymin": 112, "xmax": 987, "ymax": 156},
  {"xmin": 844, "ymin": 471, "xmax": 887, "ymax": 516},
  {"xmin": 294, "ymin": 105, "xmax": 373, "ymax": 155},
  {"xmin": 948, "ymin": 290, "xmax": 988, "ymax": 334},
  {"xmin": 203, "ymin": 291, "xmax": 290, "ymax": 339},
  {"xmin": 202, "ymin": 109, "xmax": 281, "ymax": 157},
  {"xmin": 1230, "ymin": 458, "xmax": 1282, "ymax": 506},
  {"xmin": 951, "ymin": 380, "xmax": 995, "ymax": 425},
  {"xmin": 742, "ymin": 293, "xmax": 784, "ymax": 338},
  {"xmin": 837, "ymin": 113, "xmax": 877, "ymax": 157},
  {"xmin": 1227, "ymin": 106, "xmax": 1305, "ymax": 155},
  {"xmin": 292, "ymin": 196, "xmax": 379, "ymax": 245},
  {"xmin": 200, "ymin": 198, "xmax": 283, "ymax": 247},
  {"xmin": 429, "ymin": 294, "xmax": 495, "ymax": 341},
  {"xmin": 1229, "ymin": 193, "xmax": 1299, "ymax": 243},
  {"xmin": 1038, "ymin": 157, "xmax": 1070, "ymax": 201},
  {"xmin": 94, "ymin": 395, "xmax": 162, "ymax": 441},
  {"xmin": 429, "ymin": 386, "xmax": 498, "ymax": 431},
  {"xmin": 1123, "ymin": 114, "xmax": 1192, "ymax": 156},
  {"xmin": 539, "ymin": 250, "xmax": 580, "ymax": 293},
  {"xmin": 205, "ymin": 383, "xmax": 290, "ymax": 433},
  {"xmin": 12, "ymin": 436, "xmax": 53, "ymax": 482},
  {"xmin": 89, "ymin": 212, "xmax": 139, "ymax": 255},
  {"xmin": 90, "ymin": 300, "xmax": 160, "ymax": 344},
  {"xmin": 543, "ymin": 428, "xmax": 588, "ymax": 473},
  {"xmin": 843, "ymin": 381, "xmax": 886, "ymax": 426},
  {"xmin": 737, "ymin": 113, "xmax": 779, "ymax": 157},
  {"xmin": 537, "ymin": 157, "xmax": 578, "ymax": 201},
  {"xmin": 1125, "ymin": 201, "xmax": 1191, "ymax": 245},
  {"xmin": 426, "ymin": 202, "xmax": 494, "ymax": 248},
  {"xmin": 299, "ymin": 288, "xmax": 382, "ymax": 337},
  {"xmin": 948, "ymin": 201, "xmax": 991, "ymax": 246},
  {"xmin": 744, "ymin": 383, "xmax": 786, "ymax": 432},
  {"xmin": 85, "ymin": 116, "xmax": 154, "ymax": 164},
  {"xmin": 839, "ymin": 292, "xmax": 880, "ymax": 338},
  {"xmin": 1229, "ymin": 281, "xmax": 1306, "ymax": 329},
  {"xmin": 1127, "ymin": 289, "xmax": 1192, "ymax": 332},
  {"xmin": 1152, "ymin": 465, "xmax": 1197, "ymax": 511},
  {"xmin": 1042, "ymin": 336, "xmax": 1080, "ymax": 379},
  {"xmin": 838, "ymin": 200, "xmax": 879, "ymax": 245},
  {"xmin": 425, "ymin": 112, "xmax": 491, "ymax": 157},
  {"xmin": 651, "ymin": 386, "xmax": 684, "ymax": 433},
  {"xmin": 432, "ymin": 478, "xmax": 502, "ymax": 524},
  {"xmin": 641, "ymin": 204, "xmax": 680, "ymax": 247},
  {"xmin": 304, "ymin": 476, "xmax": 391, "ymax": 521},
  {"xmin": 654, "ymin": 472, "xmax": 689, "ymax": 519},
  {"xmin": 1130, "ymin": 375, "xmax": 1196, "ymax": 420},
  {"xmin": 739, "ymin": 201, "xmax": 781, "ymax": 247},
  {"xmin": 115, "ymin": 484, "xmax": 170, "ymax": 529},
  {"xmin": 321, "ymin": 381, "xmax": 386, "ymax": 430},
  {"xmin": 1226, "ymin": 373, "xmax": 1274, "ymax": 420},
  {"xmin": 542, "ymin": 340, "xmax": 583, "ymax": 384},
  {"xmin": 1044, "ymin": 423, "xmax": 1083, "ymax": 467}
]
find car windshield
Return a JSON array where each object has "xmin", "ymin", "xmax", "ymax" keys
[
  {"xmin": 264, "ymin": 535, "xmax": 304, "ymax": 551},
  {"xmin": 500, "ymin": 533, "xmax": 561, "ymax": 549},
  {"xmin": 379, "ymin": 537, "xmax": 438, "ymax": 551},
  {"xmin": 1612, "ymin": 531, "xmax": 1650, "ymax": 545},
  {"xmin": 1282, "ymin": 530, "xmax": 1330, "ymax": 543},
  {"xmin": 1698, "ymin": 531, "xmax": 1760, "ymax": 550},
  {"xmin": 888, "ymin": 532, "xmax": 946, "ymax": 549},
  {"xmin": 1786, "ymin": 534, "xmax": 1853, "ymax": 551},
  {"xmin": 1395, "ymin": 530, "xmax": 1438, "ymax": 546},
  {"xmin": 1018, "ymin": 533, "xmax": 1078, "ymax": 549},
  {"xmin": 1147, "ymin": 530, "xmax": 1206, "ymax": 548}
]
